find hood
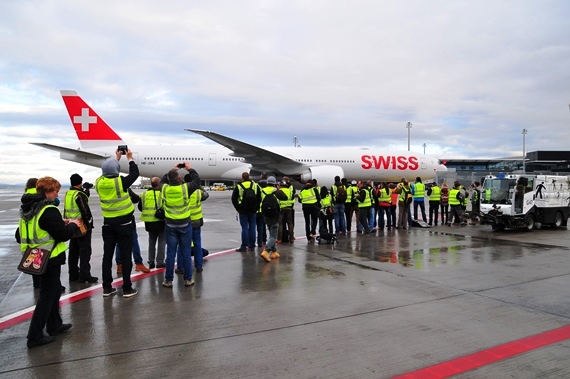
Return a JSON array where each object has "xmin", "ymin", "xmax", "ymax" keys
[
  {"xmin": 102, "ymin": 158, "xmax": 120, "ymax": 178},
  {"xmin": 20, "ymin": 193, "xmax": 53, "ymax": 222}
]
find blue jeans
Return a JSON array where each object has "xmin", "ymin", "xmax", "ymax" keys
[
  {"xmin": 368, "ymin": 207, "xmax": 376, "ymax": 230},
  {"xmin": 192, "ymin": 226, "xmax": 203, "ymax": 269},
  {"xmin": 165, "ymin": 224, "xmax": 192, "ymax": 281},
  {"xmin": 176, "ymin": 227, "xmax": 202, "ymax": 270},
  {"xmin": 333, "ymin": 203, "xmax": 346, "ymax": 234},
  {"xmin": 265, "ymin": 222, "xmax": 278, "ymax": 252},
  {"xmin": 239, "ymin": 213, "xmax": 256, "ymax": 249},
  {"xmin": 115, "ymin": 226, "xmax": 143, "ymax": 265}
]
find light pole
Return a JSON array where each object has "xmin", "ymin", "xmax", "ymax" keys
[
  {"xmin": 522, "ymin": 129, "xmax": 527, "ymax": 173},
  {"xmin": 422, "ymin": 143, "xmax": 426, "ymax": 154},
  {"xmin": 406, "ymin": 122, "xmax": 412, "ymax": 151}
]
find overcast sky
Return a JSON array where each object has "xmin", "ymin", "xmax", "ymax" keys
[{"xmin": 1, "ymin": 1, "xmax": 569, "ymax": 185}]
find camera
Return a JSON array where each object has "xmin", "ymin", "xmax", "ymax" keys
[
  {"xmin": 82, "ymin": 182, "xmax": 93, "ymax": 189},
  {"xmin": 118, "ymin": 145, "xmax": 128, "ymax": 155},
  {"xmin": 177, "ymin": 163, "xmax": 185, "ymax": 169}
]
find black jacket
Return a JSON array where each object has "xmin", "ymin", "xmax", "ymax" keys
[
  {"xmin": 16, "ymin": 194, "xmax": 78, "ymax": 263},
  {"xmin": 67, "ymin": 187, "xmax": 94, "ymax": 228}
]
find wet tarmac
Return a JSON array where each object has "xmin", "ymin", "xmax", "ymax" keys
[{"xmin": 1, "ymin": 188, "xmax": 570, "ymax": 378}]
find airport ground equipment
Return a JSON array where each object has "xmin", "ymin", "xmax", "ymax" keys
[{"xmin": 479, "ymin": 174, "xmax": 570, "ymax": 231}]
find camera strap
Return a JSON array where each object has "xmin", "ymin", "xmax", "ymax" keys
[{"xmin": 153, "ymin": 190, "xmax": 160, "ymax": 211}]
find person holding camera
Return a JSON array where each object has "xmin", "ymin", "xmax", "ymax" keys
[
  {"xmin": 138, "ymin": 177, "xmax": 166, "ymax": 269},
  {"xmin": 160, "ymin": 162, "xmax": 201, "ymax": 288},
  {"xmin": 64, "ymin": 174, "xmax": 97, "ymax": 284},
  {"xmin": 95, "ymin": 147, "xmax": 139, "ymax": 298}
]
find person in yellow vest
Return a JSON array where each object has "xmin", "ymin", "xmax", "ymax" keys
[
  {"xmin": 345, "ymin": 180, "xmax": 361, "ymax": 233},
  {"xmin": 298, "ymin": 180, "xmax": 321, "ymax": 242},
  {"xmin": 231, "ymin": 172, "xmax": 261, "ymax": 252},
  {"xmin": 22, "ymin": 178, "xmax": 42, "ymax": 290},
  {"xmin": 16, "ymin": 177, "xmax": 81, "ymax": 348},
  {"xmin": 319, "ymin": 186, "xmax": 334, "ymax": 234},
  {"xmin": 159, "ymin": 163, "xmax": 202, "ymax": 288},
  {"xmin": 138, "ymin": 177, "xmax": 166, "ymax": 269},
  {"xmin": 277, "ymin": 176, "xmax": 295, "ymax": 243},
  {"xmin": 396, "ymin": 179, "xmax": 412, "ymax": 230},
  {"xmin": 179, "ymin": 174, "xmax": 210, "ymax": 274},
  {"xmin": 259, "ymin": 176, "xmax": 288, "ymax": 261},
  {"xmin": 389, "ymin": 183, "xmax": 398, "ymax": 228},
  {"xmin": 355, "ymin": 180, "xmax": 373, "ymax": 234},
  {"xmin": 440, "ymin": 182, "xmax": 450, "ymax": 225},
  {"xmin": 331, "ymin": 176, "xmax": 347, "ymax": 235},
  {"xmin": 412, "ymin": 177, "xmax": 427, "ymax": 222},
  {"xmin": 427, "ymin": 181, "xmax": 441, "ymax": 226},
  {"xmin": 25, "ymin": 178, "xmax": 38, "ymax": 195},
  {"xmin": 64, "ymin": 173, "xmax": 97, "ymax": 283},
  {"xmin": 256, "ymin": 174, "xmax": 268, "ymax": 247},
  {"xmin": 447, "ymin": 181, "xmax": 467, "ymax": 226},
  {"xmin": 95, "ymin": 148, "xmax": 139, "ymax": 298},
  {"xmin": 376, "ymin": 182, "xmax": 392, "ymax": 229}
]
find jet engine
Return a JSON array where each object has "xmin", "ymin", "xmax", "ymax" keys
[{"xmin": 299, "ymin": 165, "xmax": 345, "ymax": 184}]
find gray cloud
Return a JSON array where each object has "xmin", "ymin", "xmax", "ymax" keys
[{"xmin": 0, "ymin": 0, "xmax": 569, "ymax": 183}]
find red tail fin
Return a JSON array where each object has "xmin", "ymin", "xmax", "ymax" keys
[{"xmin": 60, "ymin": 90, "xmax": 123, "ymax": 148}]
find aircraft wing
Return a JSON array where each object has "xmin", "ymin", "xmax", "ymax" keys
[
  {"xmin": 186, "ymin": 129, "xmax": 307, "ymax": 174},
  {"xmin": 30, "ymin": 143, "xmax": 110, "ymax": 160}
]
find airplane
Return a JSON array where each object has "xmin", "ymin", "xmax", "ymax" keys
[{"xmin": 31, "ymin": 90, "xmax": 447, "ymax": 185}]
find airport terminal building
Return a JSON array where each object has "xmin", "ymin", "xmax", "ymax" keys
[{"xmin": 439, "ymin": 150, "xmax": 570, "ymax": 186}]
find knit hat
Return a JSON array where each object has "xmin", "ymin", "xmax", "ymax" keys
[
  {"xmin": 101, "ymin": 158, "xmax": 120, "ymax": 177},
  {"xmin": 267, "ymin": 176, "xmax": 277, "ymax": 185},
  {"xmin": 70, "ymin": 173, "xmax": 83, "ymax": 186}
]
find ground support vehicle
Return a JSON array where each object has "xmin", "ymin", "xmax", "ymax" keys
[{"xmin": 479, "ymin": 174, "xmax": 570, "ymax": 231}]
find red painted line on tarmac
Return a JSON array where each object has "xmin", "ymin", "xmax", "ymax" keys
[
  {"xmin": 0, "ymin": 248, "xmax": 236, "ymax": 331},
  {"xmin": 393, "ymin": 324, "xmax": 570, "ymax": 379}
]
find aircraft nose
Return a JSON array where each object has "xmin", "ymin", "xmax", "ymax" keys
[{"xmin": 436, "ymin": 164, "xmax": 448, "ymax": 172}]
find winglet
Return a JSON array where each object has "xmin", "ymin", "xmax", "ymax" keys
[{"xmin": 60, "ymin": 90, "xmax": 124, "ymax": 149}]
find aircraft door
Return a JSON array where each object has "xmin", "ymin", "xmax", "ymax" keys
[
  {"xmin": 420, "ymin": 158, "xmax": 427, "ymax": 170},
  {"xmin": 208, "ymin": 153, "xmax": 216, "ymax": 166}
]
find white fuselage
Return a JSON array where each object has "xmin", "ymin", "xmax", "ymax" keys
[{"xmin": 60, "ymin": 143, "xmax": 445, "ymax": 184}]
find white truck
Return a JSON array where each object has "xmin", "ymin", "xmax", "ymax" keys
[{"xmin": 479, "ymin": 174, "xmax": 570, "ymax": 231}]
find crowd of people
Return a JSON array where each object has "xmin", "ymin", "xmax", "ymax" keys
[
  {"xmin": 232, "ymin": 173, "xmax": 482, "ymax": 261},
  {"xmin": 15, "ymin": 148, "xmax": 205, "ymax": 348},
  {"xmin": 15, "ymin": 153, "xmax": 481, "ymax": 349}
]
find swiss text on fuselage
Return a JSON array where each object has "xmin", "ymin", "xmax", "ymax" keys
[{"xmin": 361, "ymin": 155, "xmax": 419, "ymax": 170}]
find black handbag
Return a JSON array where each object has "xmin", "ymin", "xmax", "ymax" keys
[{"xmin": 17, "ymin": 222, "xmax": 56, "ymax": 275}]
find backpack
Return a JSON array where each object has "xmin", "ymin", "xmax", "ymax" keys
[
  {"xmin": 335, "ymin": 185, "xmax": 347, "ymax": 203},
  {"xmin": 261, "ymin": 192, "xmax": 280, "ymax": 217},
  {"xmin": 239, "ymin": 182, "xmax": 258, "ymax": 213}
]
